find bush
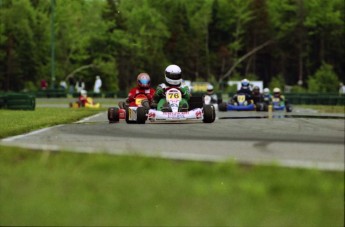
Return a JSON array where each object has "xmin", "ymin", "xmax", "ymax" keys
[
  {"xmin": 269, "ymin": 74, "xmax": 285, "ymax": 91},
  {"xmin": 307, "ymin": 63, "xmax": 340, "ymax": 93},
  {"xmin": 290, "ymin": 85, "xmax": 307, "ymax": 93}
]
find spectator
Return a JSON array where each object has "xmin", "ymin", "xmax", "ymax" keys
[
  {"xmin": 68, "ymin": 76, "xmax": 76, "ymax": 95},
  {"xmin": 93, "ymin": 75, "xmax": 102, "ymax": 94},
  {"xmin": 59, "ymin": 80, "xmax": 67, "ymax": 90},
  {"xmin": 40, "ymin": 79, "xmax": 48, "ymax": 90},
  {"xmin": 75, "ymin": 77, "xmax": 85, "ymax": 93}
]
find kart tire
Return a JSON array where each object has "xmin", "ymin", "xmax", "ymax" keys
[
  {"xmin": 136, "ymin": 106, "xmax": 147, "ymax": 124},
  {"xmin": 286, "ymin": 105, "xmax": 293, "ymax": 112},
  {"xmin": 218, "ymin": 102, "xmax": 228, "ymax": 112},
  {"xmin": 203, "ymin": 104, "xmax": 216, "ymax": 123},
  {"xmin": 256, "ymin": 103, "xmax": 266, "ymax": 111},
  {"xmin": 108, "ymin": 107, "xmax": 119, "ymax": 123}
]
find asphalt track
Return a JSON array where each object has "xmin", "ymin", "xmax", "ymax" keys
[{"xmin": 1, "ymin": 104, "xmax": 344, "ymax": 171}]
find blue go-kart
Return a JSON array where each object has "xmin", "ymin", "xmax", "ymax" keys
[
  {"xmin": 218, "ymin": 93, "xmax": 255, "ymax": 111},
  {"xmin": 271, "ymin": 97, "xmax": 293, "ymax": 112}
]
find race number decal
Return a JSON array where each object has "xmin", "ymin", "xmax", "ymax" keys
[
  {"xmin": 135, "ymin": 98, "xmax": 144, "ymax": 106},
  {"xmin": 272, "ymin": 97, "xmax": 280, "ymax": 103},
  {"xmin": 166, "ymin": 88, "xmax": 182, "ymax": 102},
  {"xmin": 237, "ymin": 95, "xmax": 246, "ymax": 103},
  {"xmin": 135, "ymin": 94, "xmax": 147, "ymax": 106}
]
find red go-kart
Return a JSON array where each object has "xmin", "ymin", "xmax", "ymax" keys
[{"xmin": 107, "ymin": 94, "xmax": 150, "ymax": 124}]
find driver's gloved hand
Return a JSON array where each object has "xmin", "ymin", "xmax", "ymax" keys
[
  {"xmin": 123, "ymin": 99, "xmax": 129, "ymax": 109},
  {"xmin": 141, "ymin": 100, "xmax": 150, "ymax": 111}
]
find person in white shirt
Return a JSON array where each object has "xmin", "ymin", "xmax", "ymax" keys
[
  {"xmin": 339, "ymin": 83, "xmax": 345, "ymax": 95},
  {"xmin": 93, "ymin": 75, "xmax": 102, "ymax": 94}
]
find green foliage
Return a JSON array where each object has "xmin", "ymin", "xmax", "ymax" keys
[
  {"xmin": 93, "ymin": 58, "xmax": 119, "ymax": 91},
  {"xmin": 0, "ymin": 0, "xmax": 343, "ymax": 92},
  {"xmin": 307, "ymin": 63, "xmax": 340, "ymax": 93},
  {"xmin": 290, "ymin": 85, "xmax": 307, "ymax": 93},
  {"xmin": 267, "ymin": 0, "xmax": 297, "ymax": 40},
  {"xmin": 269, "ymin": 74, "xmax": 285, "ymax": 91}
]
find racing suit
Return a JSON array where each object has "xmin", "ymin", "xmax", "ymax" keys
[
  {"xmin": 263, "ymin": 94, "xmax": 272, "ymax": 105},
  {"xmin": 153, "ymin": 83, "xmax": 191, "ymax": 111},
  {"xmin": 230, "ymin": 88, "xmax": 253, "ymax": 104},
  {"xmin": 271, "ymin": 94, "xmax": 286, "ymax": 106},
  {"xmin": 252, "ymin": 93, "xmax": 264, "ymax": 105},
  {"xmin": 78, "ymin": 95, "xmax": 89, "ymax": 107},
  {"xmin": 126, "ymin": 86, "xmax": 156, "ymax": 107}
]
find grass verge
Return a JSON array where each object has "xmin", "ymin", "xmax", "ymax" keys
[
  {"xmin": 297, "ymin": 105, "xmax": 344, "ymax": 113},
  {"xmin": 0, "ymin": 108, "xmax": 103, "ymax": 138},
  {"xmin": 0, "ymin": 146, "xmax": 343, "ymax": 226}
]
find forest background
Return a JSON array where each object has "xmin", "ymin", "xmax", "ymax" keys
[{"xmin": 0, "ymin": 0, "xmax": 344, "ymax": 94}]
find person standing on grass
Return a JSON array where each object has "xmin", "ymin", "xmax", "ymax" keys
[{"xmin": 93, "ymin": 75, "xmax": 102, "ymax": 94}]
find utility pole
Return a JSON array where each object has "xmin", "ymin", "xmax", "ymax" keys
[{"xmin": 50, "ymin": 0, "xmax": 55, "ymax": 89}]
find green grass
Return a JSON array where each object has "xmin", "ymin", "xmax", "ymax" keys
[
  {"xmin": 297, "ymin": 105, "xmax": 344, "ymax": 113},
  {"xmin": 0, "ymin": 108, "xmax": 103, "ymax": 138},
  {"xmin": 0, "ymin": 146, "xmax": 343, "ymax": 226}
]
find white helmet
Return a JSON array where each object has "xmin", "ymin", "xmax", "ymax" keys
[
  {"xmin": 165, "ymin": 65, "xmax": 182, "ymax": 86},
  {"xmin": 263, "ymin": 88, "xmax": 270, "ymax": 95},
  {"xmin": 273, "ymin": 87, "xmax": 281, "ymax": 93}
]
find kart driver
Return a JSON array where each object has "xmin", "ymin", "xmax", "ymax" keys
[
  {"xmin": 237, "ymin": 78, "xmax": 252, "ymax": 96},
  {"xmin": 230, "ymin": 78, "xmax": 253, "ymax": 104},
  {"xmin": 272, "ymin": 87, "xmax": 286, "ymax": 105},
  {"xmin": 204, "ymin": 84, "xmax": 218, "ymax": 104},
  {"xmin": 77, "ymin": 89, "xmax": 98, "ymax": 107},
  {"xmin": 251, "ymin": 86, "xmax": 264, "ymax": 104},
  {"xmin": 153, "ymin": 64, "xmax": 190, "ymax": 112},
  {"xmin": 122, "ymin": 73, "xmax": 156, "ymax": 110},
  {"xmin": 78, "ymin": 89, "xmax": 89, "ymax": 107},
  {"xmin": 262, "ymin": 88, "xmax": 272, "ymax": 104}
]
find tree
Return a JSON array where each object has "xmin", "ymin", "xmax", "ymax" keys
[
  {"xmin": 0, "ymin": 0, "xmax": 46, "ymax": 91},
  {"xmin": 304, "ymin": 0, "xmax": 344, "ymax": 82}
]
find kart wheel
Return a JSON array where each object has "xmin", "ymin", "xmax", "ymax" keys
[
  {"xmin": 203, "ymin": 104, "xmax": 216, "ymax": 123},
  {"xmin": 136, "ymin": 107, "xmax": 147, "ymax": 124},
  {"xmin": 286, "ymin": 105, "xmax": 293, "ymax": 112},
  {"xmin": 256, "ymin": 103, "xmax": 264, "ymax": 111},
  {"xmin": 218, "ymin": 102, "xmax": 228, "ymax": 112},
  {"xmin": 108, "ymin": 107, "xmax": 119, "ymax": 123}
]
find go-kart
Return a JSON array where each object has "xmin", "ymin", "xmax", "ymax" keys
[
  {"xmin": 147, "ymin": 88, "xmax": 216, "ymax": 123},
  {"xmin": 270, "ymin": 97, "xmax": 293, "ymax": 112},
  {"xmin": 69, "ymin": 97, "xmax": 100, "ymax": 109},
  {"xmin": 107, "ymin": 93, "xmax": 150, "ymax": 123},
  {"xmin": 218, "ymin": 93, "xmax": 255, "ymax": 111}
]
